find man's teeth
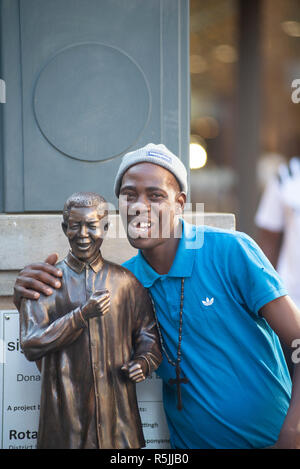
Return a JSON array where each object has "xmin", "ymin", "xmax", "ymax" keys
[
  {"xmin": 132, "ymin": 221, "xmax": 151, "ymax": 229},
  {"xmin": 128, "ymin": 220, "xmax": 153, "ymax": 238},
  {"xmin": 139, "ymin": 222, "xmax": 151, "ymax": 229}
]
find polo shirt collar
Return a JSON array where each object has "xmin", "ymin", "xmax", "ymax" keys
[
  {"xmin": 65, "ymin": 250, "xmax": 104, "ymax": 273},
  {"xmin": 136, "ymin": 250, "xmax": 161, "ymax": 287},
  {"xmin": 135, "ymin": 219, "xmax": 196, "ymax": 287},
  {"xmin": 168, "ymin": 219, "xmax": 196, "ymax": 278}
]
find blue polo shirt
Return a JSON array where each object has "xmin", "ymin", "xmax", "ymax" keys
[{"xmin": 123, "ymin": 220, "xmax": 292, "ymax": 449}]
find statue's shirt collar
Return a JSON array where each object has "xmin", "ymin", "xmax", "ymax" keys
[{"xmin": 65, "ymin": 250, "xmax": 104, "ymax": 273}]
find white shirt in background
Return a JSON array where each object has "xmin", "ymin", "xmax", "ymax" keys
[{"xmin": 255, "ymin": 157, "xmax": 300, "ymax": 307}]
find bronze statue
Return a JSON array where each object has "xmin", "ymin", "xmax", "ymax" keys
[{"xmin": 20, "ymin": 192, "xmax": 162, "ymax": 449}]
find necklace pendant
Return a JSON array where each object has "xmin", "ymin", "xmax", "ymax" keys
[{"xmin": 168, "ymin": 365, "xmax": 189, "ymax": 411}]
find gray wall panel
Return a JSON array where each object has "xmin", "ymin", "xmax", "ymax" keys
[{"xmin": 1, "ymin": 0, "xmax": 190, "ymax": 212}]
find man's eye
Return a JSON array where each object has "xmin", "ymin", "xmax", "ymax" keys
[
  {"xmin": 122, "ymin": 193, "xmax": 136, "ymax": 200},
  {"xmin": 88, "ymin": 225, "xmax": 97, "ymax": 230}
]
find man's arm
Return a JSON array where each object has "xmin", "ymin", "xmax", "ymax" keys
[
  {"xmin": 261, "ymin": 295, "xmax": 300, "ymax": 448},
  {"xmin": 13, "ymin": 253, "xmax": 63, "ymax": 310}
]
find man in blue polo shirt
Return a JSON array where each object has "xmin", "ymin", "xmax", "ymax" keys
[
  {"xmin": 122, "ymin": 221, "xmax": 291, "ymax": 448},
  {"xmin": 14, "ymin": 143, "xmax": 300, "ymax": 449}
]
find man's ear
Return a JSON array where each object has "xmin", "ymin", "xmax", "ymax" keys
[
  {"xmin": 175, "ymin": 192, "xmax": 186, "ymax": 214},
  {"xmin": 61, "ymin": 222, "xmax": 68, "ymax": 236}
]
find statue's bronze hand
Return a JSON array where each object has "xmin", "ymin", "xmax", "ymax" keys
[
  {"xmin": 81, "ymin": 290, "xmax": 110, "ymax": 320},
  {"xmin": 121, "ymin": 359, "xmax": 147, "ymax": 383}
]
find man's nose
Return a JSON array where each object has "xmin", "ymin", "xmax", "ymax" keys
[
  {"xmin": 79, "ymin": 224, "xmax": 89, "ymax": 237},
  {"xmin": 129, "ymin": 196, "xmax": 150, "ymax": 216}
]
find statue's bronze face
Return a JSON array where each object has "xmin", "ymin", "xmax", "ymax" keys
[{"xmin": 63, "ymin": 205, "xmax": 105, "ymax": 262}]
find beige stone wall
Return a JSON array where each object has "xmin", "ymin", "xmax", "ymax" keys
[{"xmin": 0, "ymin": 212, "xmax": 235, "ymax": 309}]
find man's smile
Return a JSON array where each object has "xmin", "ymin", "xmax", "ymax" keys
[
  {"xmin": 76, "ymin": 241, "xmax": 92, "ymax": 250},
  {"xmin": 127, "ymin": 217, "xmax": 155, "ymax": 239}
]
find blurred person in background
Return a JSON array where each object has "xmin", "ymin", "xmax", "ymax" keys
[{"xmin": 255, "ymin": 156, "xmax": 300, "ymax": 375}]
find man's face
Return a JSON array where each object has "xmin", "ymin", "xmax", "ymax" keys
[
  {"xmin": 63, "ymin": 206, "xmax": 106, "ymax": 262},
  {"xmin": 118, "ymin": 163, "xmax": 186, "ymax": 251}
]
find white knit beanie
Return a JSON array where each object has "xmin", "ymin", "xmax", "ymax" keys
[{"xmin": 114, "ymin": 143, "xmax": 188, "ymax": 197}]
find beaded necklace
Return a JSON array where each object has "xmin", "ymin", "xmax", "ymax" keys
[{"xmin": 150, "ymin": 277, "xmax": 189, "ymax": 410}]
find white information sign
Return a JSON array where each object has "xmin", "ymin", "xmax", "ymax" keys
[{"xmin": 0, "ymin": 311, "xmax": 170, "ymax": 449}]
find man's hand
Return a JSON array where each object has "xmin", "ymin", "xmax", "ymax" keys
[
  {"xmin": 81, "ymin": 290, "xmax": 110, "ymax": 321},
  {"xmin": 13, "ymin": 253, "xmax": 63, "ymax": 310},
  {"xmin": 121, "ymin": 359, "xmax": 148, "ymax": 383}
]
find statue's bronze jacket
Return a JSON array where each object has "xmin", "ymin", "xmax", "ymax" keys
[{"xmin": 20, "ymin": 251, "xmax": 162, "ymax": 449}]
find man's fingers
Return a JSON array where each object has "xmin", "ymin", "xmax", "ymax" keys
[
  {"xmin": 23, "ymin": 262, "xmax": 62, "ymax": 279},
  {"xmin": 21, "ymin": 269, "xmax": 61, "ymax": 289},
  {"xmin": 44, "ymin": 253, "xmax": 59, "ymax": 267},
  {"xmin": 13, "ymin": 258, "xmax": 62, "ymax": 309},
  {"xmin": 13, "ymin": 286, "xmax": 40, "ymax": 309},
  {"xmin": 16, "ymin": 277, "xmax": 55, "ymax": 296}
]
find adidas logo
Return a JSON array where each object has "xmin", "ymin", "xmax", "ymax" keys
[{"xmin": 202, "ymin": 297, "xmax": 214, "ymax": 306}]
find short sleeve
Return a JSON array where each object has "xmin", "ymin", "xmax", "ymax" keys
[
  {"xmin": 231, "ymin": 233, "xmax": 288, "ymax": 315},
  {"xmin": 255, "ymin": 178, "xmax": 285, "ymax": 232}
]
